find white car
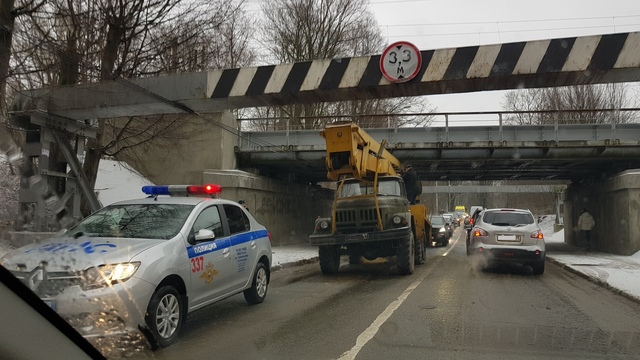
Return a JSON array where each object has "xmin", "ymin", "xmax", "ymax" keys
[
  {"xmin": 0, "ymin": 184, "xmax": 272, "ymax": 348},
  {"xmin": 468, "ymin": 208, "xmax": 545, "ymax": 275}
]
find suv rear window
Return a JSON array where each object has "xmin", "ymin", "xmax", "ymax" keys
[{"xmin": 482, "ymin": 211, "xmax": 534, "ymax": 226}]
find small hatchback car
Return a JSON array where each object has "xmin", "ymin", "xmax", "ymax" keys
[
  {"xmin": 0, "ymin": 184, "xmax": 272, "ymax": 348},
  {"xmin": 468, "ymin": 208, "xmax": 545, "ymax": 275}
]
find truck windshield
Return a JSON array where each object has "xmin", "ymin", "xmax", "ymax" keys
[{"xmin": 338, "ymin": 179, "xmax": 402, "ymax": 198}]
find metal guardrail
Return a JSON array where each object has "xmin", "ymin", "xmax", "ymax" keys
[{"xmin": 237, "ymin": 110, "xmax": 640, "ymax": 152}]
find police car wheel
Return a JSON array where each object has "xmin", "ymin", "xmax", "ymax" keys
[
  {"xmin": 146, "ymin": 286, "xmax": 184, "ymax": 347},
  {"xmin": 244, "ymin": 262, "xmax": 269, "ymax": 305}
]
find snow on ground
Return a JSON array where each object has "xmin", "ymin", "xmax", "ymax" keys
[
  {"xmin": 94, "ymin": 159, "xmax": 153, "ymax": 206},
  {"xmin": 538, "ymin": 215, "xmax": 640, "ymax": 301}
]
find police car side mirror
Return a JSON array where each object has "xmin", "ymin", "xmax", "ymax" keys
[{"xmin": 195, "ymin": 229, "xmax": 215, "ymax": 242}]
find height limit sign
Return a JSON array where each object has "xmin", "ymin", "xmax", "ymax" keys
[{"xmin": 380, "ymin": 41, "xmax": 422, "ymax": 83}]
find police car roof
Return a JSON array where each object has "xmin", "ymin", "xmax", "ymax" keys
[{"xmin": 110, "ymin": 196, "xmax": 237, "ymax": 207}]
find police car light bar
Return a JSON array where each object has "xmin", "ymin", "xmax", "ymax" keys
[{"xmin": 142, "ymin": 184, "xmax": 222, "ymax": 197}]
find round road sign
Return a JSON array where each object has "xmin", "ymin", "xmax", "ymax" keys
[{"xmin": 380, "ymin": 41, "xmax": 422, "ymax": 83}]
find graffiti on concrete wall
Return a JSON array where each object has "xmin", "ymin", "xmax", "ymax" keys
[{"xmin": 255, "ymin": 195, "xmax": 294, "ymax": 216}]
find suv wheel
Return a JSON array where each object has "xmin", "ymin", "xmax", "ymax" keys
[
  {"xmin": 532, "ymin": 261, "xmax": 545, "ymax": 275},
  {"xmin": 244, "ymin": 262, "xmax": 269, "ymax": 304},
  {"xmin": 146, "ymin": 285, "xmax": 184, "ymax": 348}
]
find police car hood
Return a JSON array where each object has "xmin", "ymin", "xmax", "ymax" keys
[{"xmin": 1, "ymin": 234, "xmax": 166, "ymax": 271}]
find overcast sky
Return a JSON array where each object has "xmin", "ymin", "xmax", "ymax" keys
[
  {"xmin": 245, "ymin": 0, "xmax": 640, "ymax": 118},
  {"xmin": 368, "ymin": 0, "xmax": 640, "ymax": 113}
]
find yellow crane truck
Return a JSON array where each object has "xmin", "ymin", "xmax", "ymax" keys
[{"xmin": 309, "ymin": 122, "xmax": 432, "ymax": 275}]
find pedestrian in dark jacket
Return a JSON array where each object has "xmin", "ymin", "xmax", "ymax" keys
[{"xmin": 402, "ymin": 164, "xmax": 418, "ymax": 205}]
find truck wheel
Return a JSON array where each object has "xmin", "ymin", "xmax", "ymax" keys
[
  {"xmin": 349, "ymin": 253, "xmax": 362, "ymax": 265},
  {"xmin": 414, "ymin": 231, "xmax": 426, "ymax": 265},
  {"xmin": 397, "ymin": 233, "xmax": 415, "ymax": 275},
  {"xmin": 319, "ymin": 245, "xmax": 340, "ymax": 274}
]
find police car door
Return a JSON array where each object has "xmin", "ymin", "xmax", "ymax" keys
[
  {"xmin": 222, "ymin": 204, "xmax": 256, "ymax": 291},
  {"xmin": 188, "ymin": 205, "xmax": 235, "ymax": 307}
]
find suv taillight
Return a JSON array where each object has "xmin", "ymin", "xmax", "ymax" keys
[
  {"xmin": 530, "ymin": 230, "xmax": 544, "ymax": 240},
  {"xmin": 473, "ymin": 228, "xmax": 488, "ymax": 237}
]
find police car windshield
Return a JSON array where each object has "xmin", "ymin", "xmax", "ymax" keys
[{"xmin": 68, "ymin": 204, "xmax": 194, "ymax": 240}]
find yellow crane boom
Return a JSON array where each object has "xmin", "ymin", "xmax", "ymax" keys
[{"xmin": 320, "ymin": 122, "xmax": 400, "ymax": 181}]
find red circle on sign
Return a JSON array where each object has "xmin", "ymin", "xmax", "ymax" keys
[{"xmin": 380, "ymin": 41, "xmax": 422, "ymax": 83}]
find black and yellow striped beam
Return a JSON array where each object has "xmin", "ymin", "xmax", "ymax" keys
[
  {"xmin": 12, "ymin": 32, "xmax": 640, "ymax": 120},
  {"xmin": 212, "ymin": 32, "xmax": 640, "ymax": 106}
]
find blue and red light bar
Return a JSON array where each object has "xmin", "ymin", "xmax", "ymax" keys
[{"xmin": 142, "ymin": 184, "xmax": 222, "ymax": 197}]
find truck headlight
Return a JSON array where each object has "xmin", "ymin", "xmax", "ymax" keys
[
  {"xmin": 315, "ymin": 219, "xmax": 331, "ymax": 232},
  {"xmin": 82, "ymin": 262, "xmax": 140, "ymax": 290}
]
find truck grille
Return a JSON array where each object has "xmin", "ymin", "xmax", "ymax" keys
[{"xmin": 335, "ymin": 209, "xmax": 379, "ymax": 233}]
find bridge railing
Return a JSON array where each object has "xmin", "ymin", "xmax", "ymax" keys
[
  {"xmin": 236, "ymin": 109, "xmax": 640, "ymax": 150},
  {"xmin": 238, "ymin": 109, "xmax": 640, "ymax": 133}
]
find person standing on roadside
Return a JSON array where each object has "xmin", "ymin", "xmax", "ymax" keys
[
  {"xmin": 578, "ymin": 209, "xmax": 595, "ymax": 251},
  {"xmin": 402, "ymin": 164, "xmax": 418, "ymax": 205}
]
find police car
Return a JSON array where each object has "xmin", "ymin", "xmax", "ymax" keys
[{"xmin": 0, "ymin": 184, "xmax": 272, "ymax": 348}]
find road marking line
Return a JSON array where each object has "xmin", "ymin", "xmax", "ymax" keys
[
  {"xmin": 337, "ymin": 266, "xmax": 433, "ymax": 360},
  {"xmin": 443, "ymin": 235, "xmax": 460, "ymax": 257},
  {"xmin": 338, "ymin": 230, "xmax": 459, "ymax": 360}
]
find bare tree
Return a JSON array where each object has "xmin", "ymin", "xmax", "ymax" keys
[
  {"xmin": 255, "ymin": 0, "xmax": 432, "ymax": 130},
  {"xmin": 502, "ymin": 84, "xmax": 638, "ymax": 125},
  {"xmin": 5, "ymin": 0, "xmax": 255, "ymax": 216}
]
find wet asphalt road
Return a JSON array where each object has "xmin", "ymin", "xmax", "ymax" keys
[{"xmin": 145, "ymin": 228, "xmax": 640, "ymax": 360}]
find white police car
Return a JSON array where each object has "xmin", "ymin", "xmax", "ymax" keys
[{"xmin": 0, "ymin": 184, "xmax": 272, "ymax": 348}]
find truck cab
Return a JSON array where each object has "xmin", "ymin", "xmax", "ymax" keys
[{"xmin": 308, "ymin": 122, "xmax": 431, "ymax": 276}]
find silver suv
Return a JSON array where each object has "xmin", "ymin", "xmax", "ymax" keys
[
  {"xmin": 0, "ymin": 185, "xmax": 272, "ymax": 348},
  {"xmin": 468, "ymin": 208, "xmax": 545, "ymax": 275}
]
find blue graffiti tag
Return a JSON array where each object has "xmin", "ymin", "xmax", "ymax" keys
[
  {"xmin": 27, "ymin": 241, "xmax": 116, "ymax": 254},
  {"xmin": 78, "ymin": 241, "xmax": 116, "ymax": 254}
]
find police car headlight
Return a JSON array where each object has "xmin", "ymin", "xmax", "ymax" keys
[{"xmin": 82, "ymin": 262, "xmax": 140, "ymax": 290}]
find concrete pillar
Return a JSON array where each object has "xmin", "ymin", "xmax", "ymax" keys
[
  {"xmin": 118, "ymin": 111, "xmax": 237, "ymax": 186},
  {"xmin": 203, "ymin": 170, "xmax": 332, "ymax": 246},
  {"xmin": 564, "ymin": 170, "xmax": 640, "ymax": 255}
]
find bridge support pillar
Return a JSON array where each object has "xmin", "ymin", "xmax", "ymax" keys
[
  {"xmin": 203, "ymin": 170, "xmax": 332, "ymax": 246},
  {"xmin": 564, "ymin": 170, "xmax": 640, "ymax": 255},
  {"xmin": 123, "ymin": 111, "xmax": 238, "ymax": 186}
]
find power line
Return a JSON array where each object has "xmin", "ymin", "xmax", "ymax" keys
[
  {"xmin": 377, "ymin": 14, "xmax": 640, "ymax": 28},
  {"xmin": 384, "ymin": 23, "xmax": 640, "ymax": 39}
]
